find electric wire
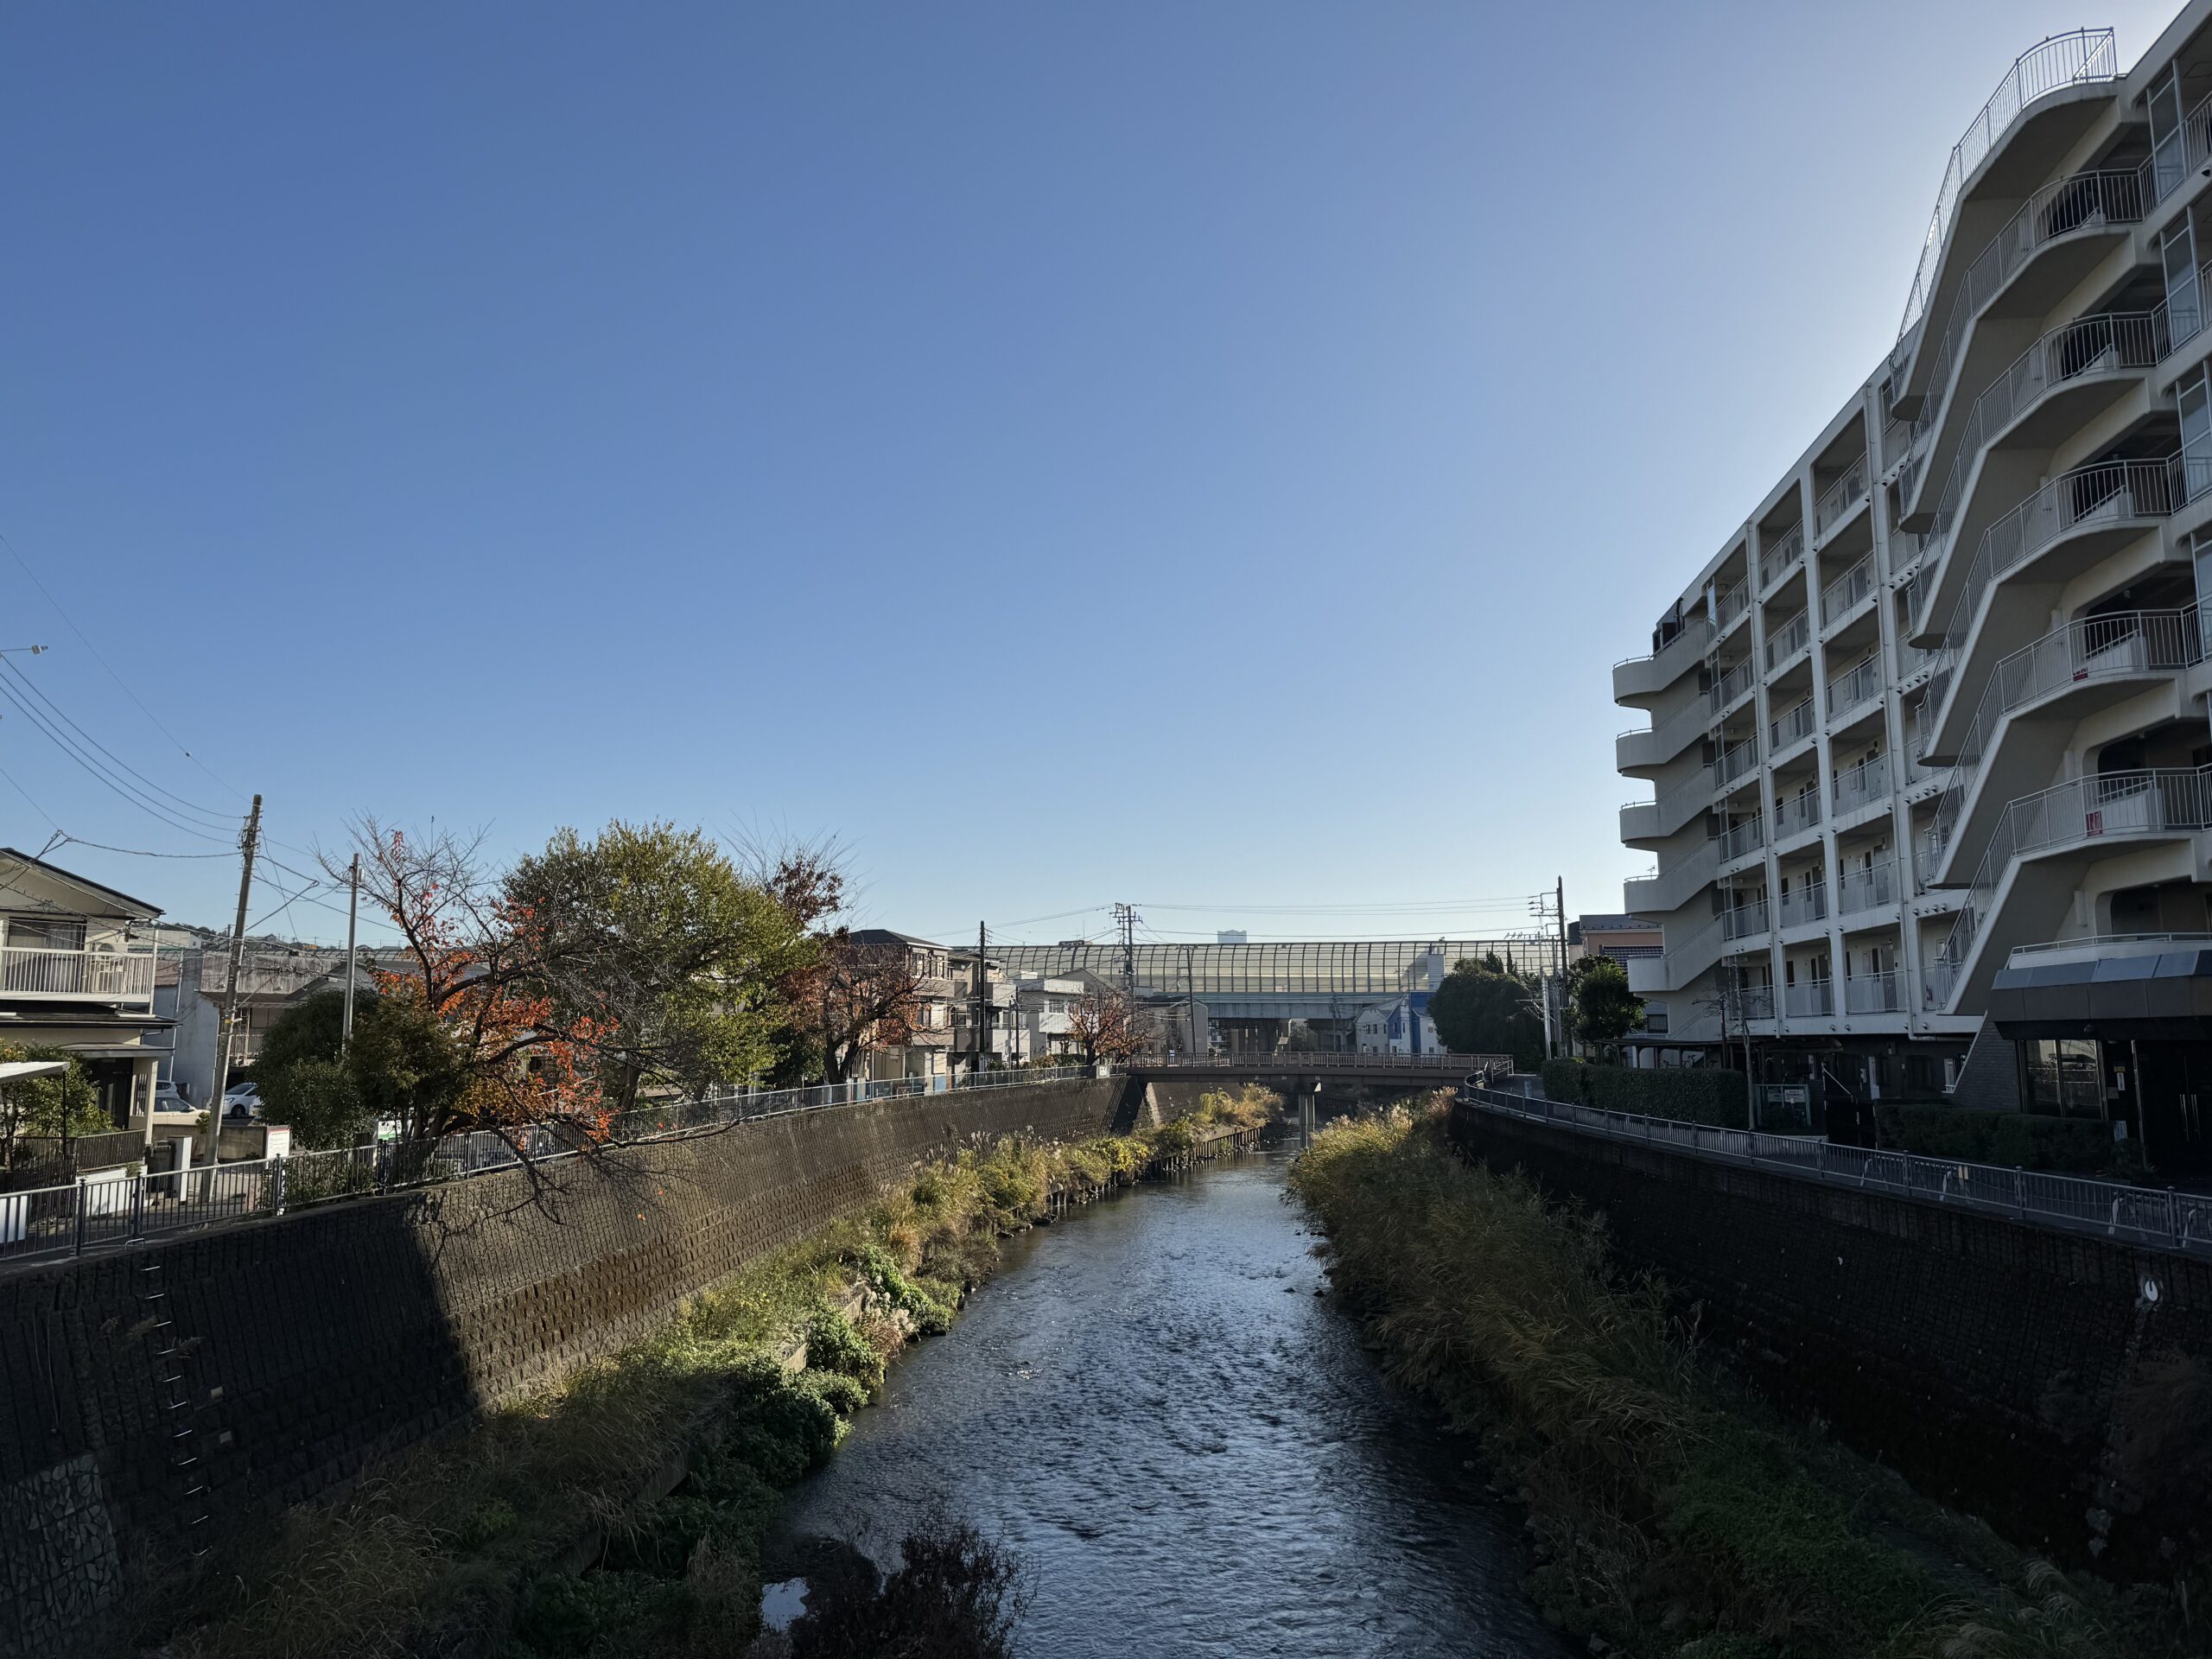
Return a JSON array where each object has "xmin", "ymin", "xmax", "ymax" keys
[
  {"xmin": 0, "ymin": 658, "xmax": 237, "ymax": 830},
  {"xmin": 0, "ymin": 677, "xmax": 236, "ymax": 843}
]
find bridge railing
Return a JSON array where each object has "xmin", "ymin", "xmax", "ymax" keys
[
  {"xmin": 1135, "ymin": 1051, "xmax": 1512, "ymax": 1077},
  {"xmin": 0, "ymin": 1065, "xmax": 1107, "ymax": 1272},
  {"xmin": 1459, "ymin": 1084, "xmax": 2212, "ymax": 1259}
]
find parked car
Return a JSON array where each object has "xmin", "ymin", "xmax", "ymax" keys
[
  {"xmin": 151, "ymin": 1080, "xmax": 192, "ymax": 1115},
  {"xmin": 222, "ymin": 1081, "xmax": 262, "ymax": 1120}
]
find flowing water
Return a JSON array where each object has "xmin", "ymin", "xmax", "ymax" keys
[{"xmin": 773, "ymin": 1151, "xmax": 1571, "ymax": 1656}]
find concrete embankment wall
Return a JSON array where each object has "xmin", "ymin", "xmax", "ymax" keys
[
  {"xmin": 1450, "ymin": 1103, "xmax": 2212, "ymax": 1578},
  {"xmin": 0, "ymin": 1077, "xmax": 1133, "ymax": 1658}
]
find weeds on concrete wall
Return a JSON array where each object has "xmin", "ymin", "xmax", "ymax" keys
[
  {"xmin": 1288, "ymin": 1098, "xmax": 2183, "ymax": 1659},
  {"xmin": 154, "ymin": 1088, "xmax": 1273, "ymax": 1659}
]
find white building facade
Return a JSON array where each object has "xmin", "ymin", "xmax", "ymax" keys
[{"xmin": 1615, "ymin": 10, "xmax": 2212, "ymax": 1171}]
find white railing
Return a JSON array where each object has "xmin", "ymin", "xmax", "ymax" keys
[
  {"xmin": 1710, "ymin": 656, "xmax": 1757, "ymax": 712},
  {"xmin": 1836, "ymin": 860, "xmax": 1898, "ymax": 914},
  {"xmin": 1783, "ymin": 979, "xmax": 1834, "ymax": 1018},
  {"xmin": 1725, "ymin": 982, "xmax": 1776, "ymax": 1021},
  {"xmin": 1716, "ymin": 736, "xmax": 1761, "ymax": 789},
  {"xmin": 1814, "ymin": 454, "xmax": 1869, "ymax": 538},
  {"xmin": 1825, "ymin": 657, "xmax": 1882, "ymax": 722},
  {"xmin": 1904, "ymin": 309, "xmax": 2165, "ymax": 538},
  {"xmin": 1923, "ymin": 608, "xmax": 2202, "ymax": 868},
  {"xmin": 1929, "ymin": 766, "xmax": 2212, "ymax": 1005},
  {"xmin": 1916, "ymin": 457, "xmax": 2178, "ymax": 682},
  {"xmin": 2153, "ymin": 252, "xmax": 2212, "ymax": 363},
  {"xmin": 1759, "ymin": 523, "xmax": 1805, "ymax": 591},
  {"xmin": 1820, "ymin": 554, "xmax": 1875, "ymax": 626},
  {"xmin": 1904, "ymin": 164, "xmax": 2143, "ymax": 417},
  {"xmin": 1718, "ymin": 816, "xmax": 1765, "ymax": 863},
  {"xmin": 1896, "ymin": 29, "xmax": 2119, "ymax": 340},
  {"xmin": 1779, "ymin": 881, "xmax": 1827, "ymax": 930},
  {"xmin": 1721, "ymin": 897, "xmax": 1770, "ymax": 941},
  {"xmin": 1, "ymin": 946, "xmax": 157, "ymax": 1005},
  {"xmin": 1772, "ymin": 788, "xmax": 1821, "ymax": 842},
  {"xmin": 1764, "ymin": 610, "xmax": 1811, "ymax": 671},
  {"xmin": 1881, "ymin": 410, "xmax": 1916, "ymax": 474},
  {"xmin": 2145, "ymin": 85, "xmax": 2212, "ymax": 207},
  {"xmin": 1463, "ymin": 1082, "xmax": 2212, "ymax": 1255},
  {"xmin": 1832, "ymin": 753, "xmax": 1891, "ymax": 817},
  {"xmin": 1845, "ymin": 971, "xmax": 1903, "ymax": 1014},
  {"xmin": 1715, "ymin": 575, "xmax": 1751, "ymax": 632},
  {"xmin": 1770, "ymin": 696, "xmax": 1815, "ymax": 751}
]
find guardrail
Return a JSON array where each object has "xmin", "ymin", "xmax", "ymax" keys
[
  {"xmin": 1458, "ymin": 1084, "xmax": 2212, "ymax": 1257},
  {"xmin": 1136, "ymin": 1052, "xmax": 1514, "ymax": 1078},
  {"xmin": 0, "ymin": 1065, "xmax": 1107, "ymax": 1271}
]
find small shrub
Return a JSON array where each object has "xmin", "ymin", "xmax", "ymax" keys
[
  {"xmin": 787, "ymin": 1515, "xmax": 1029, "ymax": 1659},
  {"xmin": 1877, "ymin": 1104, "xmax": 2142, "ymax": 1177},
  {"xmin": 802, "ymin": 1307, "xmax": 884, "ymax": 1389},
  {"xmin": 510, "ymin": 1568, "xmax": 690, "ymax": 1656}
]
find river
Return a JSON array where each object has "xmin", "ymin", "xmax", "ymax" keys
[{"xmin": 773, "ymin": 1150, "xmax": 1571, "ymax": 1656}]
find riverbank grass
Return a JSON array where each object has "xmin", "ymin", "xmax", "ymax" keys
[
  {"xmin": 161, "ymin": 1086, "xmax": 1274, "ymax": 1659},
  {"xmin": 1288, "ymin": 1098, "xmax": 2167, "ymax": 1659}
]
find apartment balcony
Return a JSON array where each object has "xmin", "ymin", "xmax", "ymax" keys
[
  {"xmin": 1919, "ymin": 608, "xmax": 2201, "ymax": 886},
  {"xmin": 1902, "ymin": 309, "xmax": 2165, "ymax": 537},
  {"xmin": 1614, "ymin": 615, "xmax": 1715, "ymax": 706},
  {"xmin": 1721, "ymin": 898, "xmax": 1770, "ymax": 944},
  {"xmin": 1619, "ymin": 764, "xmax": 1715, "ymax": 848},
  {"xmin": 2153, "ymin": 254, "xmax": 2212, "ymax": 378},
  {"xmin": 1824, "ymin": 657, "xmax": 1883, "ymax": 728},
  {"xmin": 1616, "ymin": 695, "xmax": 1712, "ymax": 778},
  {"xmin": 1891, "ymin": 28, "xmax": 2119, "ymax": 406},
  {"xmin": 1714, "ymin": 735, "xmax": 1762, "ymax": 792},
  {"xmin": 1714, "ymin": 574, "xmax": 1752, "ymax": 639},
  {"xmin": 1831, "ymin": 753, "xmax": 1892, "ymax": 824},
  {"xmin": 1768, "ymin": 696, "xmax": 1816, "ymax": 759},
  {"xmin": 1758, "ymin": 524, "xmax": 1806, "ymax": 599},
  {"xmin": 1844, "ymin": 970, "xmax": 1904, "ymax": 1014},
  {"xmin": 1711, "ymin": 656, "xmax": 1757, "ymax": 716},
  {"xmin": 1777, "ymin": 881, "xmax": 1828, "ymax": 932},
  {"xmin": 1727, "ymin": 982, "xmax": 1777, "ymax": 1024},
  {"xmin": 1925, "ymin": 766, "xmax": 2212, "ymax": 1012},
  {"xmin": 2, "ymin": 945, "xmax": 156, "ymax": 1008},
  {"xmin": 1764, "ymin": 609, "xmax": 1811, "ymax": 674},
  {"xmin": 1783, "ymin": 979, "xmax": 1834, "ymax": 1020},
  {"xmin": 1813, "ymin": 455, "xmax": 1870, "ymax": 545},
  {"xmin": 1624, "ymin": 836, "xmax": 1719, "ymax": 915},
  {"xmin": 1836, "ymin": 859, "xmax": 1899, "ymax": 915},
  {"xmin": 1819, "ymin": 554, "xmax": 1876, "ymax": 634},
  {"xmin": 1716, "ymin": 815, "xmax": 1765, "ymax": 869},
  {"xmin": 1771, "ymin": 788, "xmax": 1822, "ymax": 849}
]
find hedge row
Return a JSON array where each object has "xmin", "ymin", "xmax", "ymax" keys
[
  {"xmin": 1539, "ymin": 1059, "xmax": 1750, "ymax": 1128},
  {"xmin": 1874, "ymin": 1103, "xmax": 2142, "ymax": 1177}
]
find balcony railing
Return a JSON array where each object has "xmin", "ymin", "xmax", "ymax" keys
[
  {"xmin": 1716, "ymin": 736, "xmax": 1761, "ymax": 789},
  {"xmin": 1905, "ymin": 166, "xmax": 2145, "ymax": 430},
  {"xmin": 1710, "ymin": 657, "xmax": 1757, "ymax": 712},
  {"xmin": 1845, "ymin": 971, "xmax": 1902, "ymax": 1014},
  {"xmin": 2153, "ymin": 252, "xmax": 2212, "ymax": 365},
  {"xmin": 1718, "ymin": 816, "xmax": 1765, "ymax": 863},
  {"xmin": 1772, "ymin": 789, "xmax": 1821, "ymax": 842},
  {"xmin": 1759, "ymin": 523, "xmax": 1805, "ymax": 592},
  {"xmin": 1929, "ymin": 766, "xmax": 2212, "ymax": 1006},
  {"xmin": 1714, "ymin": 574, "xmax": 1751, "ymax": 632},
  {"xmin": 1721, "ymin": 898, "xmax": 1770, "ymax": 942},
  {"xmin": 1820, "ymin": 554, "xmax": 1875, "ymax": 627},
  {"xmin": 1832, "ymin": 753, "xmax": 1891, "ymax": 817},
  {"xmin": 1923, "ymin": 607, "xmax": 2202, "ymax": 868},
  {"xmin": 2145, "ymin": 84, "xmax": 2212, "ymax": 208},
  {"xmin": 1814, "ymin": 455, "xmax": 1869, "ymax": 539},
  {"xmin": 2, "ymin": 946, "xmax": 156, "ymax": 1005},
  {"xmin": 1903, "ymin": 310, "xmax": 2164, "ymax": 525},
  {"xmin": 1896, "ymin": 29, "xmax": 2119, "ymax": 339},
  {"xmin": 1826, "ymin": 657, "xmax": 1882, "ymax": 722},
  {"xmin": 1778, "ymin": 881, "xmax": 1828, "ymax": 930},
  {"xmin": 1783, "ymin": 979, "xmax": 1834, "ymax": 1018},
  {"xmin": 1836, "ymin": 859, "xmax": 1897, "ymax": 914},
  {"xmin": 1918, "ymin": 457, "xmax": 2179, "ymax": 685},
  {"xmin": 1770, "ymin": 696, "xmax": 1815, "ymax": 752},
  {"xmin": 1764, "ymin": 611, "xmax": 1811, "ymax": 671}
]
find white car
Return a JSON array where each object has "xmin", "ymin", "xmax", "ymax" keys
[{"xmin": 222, "ymin": 1081, "xmax": 263, "ymax": 1119}]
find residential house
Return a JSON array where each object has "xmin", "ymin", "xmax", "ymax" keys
[
  {"xmin": 154, "ymin": 944, "xmax": 374, "ymax": 1105},
  {"xmin": 846, "ymin": 930, "xmax": 954, "ymax": 1086}
]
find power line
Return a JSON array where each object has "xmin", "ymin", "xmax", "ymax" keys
[
  {"xmin": 0, "ymin": 677, "xmax": 236, "ymax": 843},
  {"xmin": 0, "ymin": 658, "xmax": 236, "ymax": 829}
]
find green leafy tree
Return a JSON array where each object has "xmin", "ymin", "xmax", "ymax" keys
[
  {"xmin": 0, "ymin": 1041, "xmax": 107, "ymax": 1160},
  {"xmin": 1428, "ymin": 956, "xmax": 1544, "ymax": 1070},
  {"xmin": 250, "ymin": 988, "xmax": 354, "ymax": 1080},
  {"xmin": 505, "ymin": 822, "xmax": 819, "ymax": 1114},
  {"xmin": 1568, "ymin": 956, "xmax": 1644, "ymax": 1058}
]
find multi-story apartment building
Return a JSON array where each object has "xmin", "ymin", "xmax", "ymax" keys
[{"xmin": 1616, "ymin": 12, "xmax": 2212, "ymax": 1170}]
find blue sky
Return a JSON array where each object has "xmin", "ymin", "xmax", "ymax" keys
[{"xmin": 0, "ymin": 1, "xmax": 2187, "ymax": 948}]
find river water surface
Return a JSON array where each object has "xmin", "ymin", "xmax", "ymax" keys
[{"xmin": 775, "ymin": 1151, "xmax": 1569, "ymax": 1656}]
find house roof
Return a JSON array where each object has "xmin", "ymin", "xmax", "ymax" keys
[
  {"xmin": 0, "ymin": 848, "xmax": 164, "ymax": 920},
  {"xmin": 1575, "ymin": 913, "xmax": 1656, "ymax": 935},
  {"xmin": 849, "ymin": 928, "xmax": 942, "ymax": 949}
]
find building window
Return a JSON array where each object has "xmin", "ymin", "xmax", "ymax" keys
[
  {"xmin": 6, "ymin": 916, "xmax": 87, "ymax": 951},
  {"xmin": 2022, "ymin": 1038, "xmax": 2103, "ymax": 1119}
]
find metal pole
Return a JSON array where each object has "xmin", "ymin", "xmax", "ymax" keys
[
  {"xmin": 208, "ymin": 796, "xmax": 262, "ymax": 1116},
  {"xmin": 340, "ymin": 854, "xmax": 360, "ymax": 1053},
  {"xmin": 976, "ymin": 921, "xmax": 988, "ymax": 1076},
  {"xmin": 1555, "ymin": 876, "xmax": 1569, "ymax": 1058}
]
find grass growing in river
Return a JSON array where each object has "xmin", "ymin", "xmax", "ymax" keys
[
  {"xmin": 1287, "ymin": 1098, "xmax": 2173, "ymax": 1659},
  {"xmin": 158, "ymin": 1088, "xmax": 1272, "ymax": 1659}
]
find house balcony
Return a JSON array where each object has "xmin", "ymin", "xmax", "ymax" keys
[
  {"xmin": 1919, "ymin": 607, "xmax": 2201, "ymax": 885},
  {"xmin": 1925, "ymin": 766, "xmax": 2212, "ymax": 1012},
  {"xmin": 1891, "ymin": 28, "xmax": 2119, "ymax": 409},
  {"xmin": 2, "ymin": 945, "xmax": 156, "ymax": 1008},
  {"xmin": 1614, "ymin": 616, "xmax": 1715, "ymax": 706}
]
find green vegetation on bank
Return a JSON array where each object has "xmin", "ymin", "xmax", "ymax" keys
[
  {"xmin": 157, "ymin": 1087, "xmax": 1272, "ymax": 1659},
  {"xmin": 1288, "ymin": 1100, "xmax": 2179, "ymax": 1659},
  {"xmin": 1874, "ymin": 1103, "xmax": 2144, "ymax": 1179},
  {"xmin": 1541, "ymin": 1058, "xmax": 1751, "ymax": 1128}
]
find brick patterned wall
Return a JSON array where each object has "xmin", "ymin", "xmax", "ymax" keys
[
  {"xmin": 0, "ymin": 1078, "xmax": 1129, "ymax": 1658},
  {"xmin": 1451, "ymin": 1104, "xmax": 2212, "ymax": 1578}
]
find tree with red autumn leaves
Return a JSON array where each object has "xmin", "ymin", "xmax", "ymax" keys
[{"xmin": 1065, "ymin": 989, "xmax": 1143, "ymax": 1065}]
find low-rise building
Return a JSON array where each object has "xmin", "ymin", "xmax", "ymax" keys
[
  {"xmin": 845, "ymin": 930, "xmax": 955, "ymax": 1086},
  {"xmin": 153, "ymin": 944, "xmax": 372, "ymax": 1105},
  {"xmin": 1355, "ymin": 994, "xmax": 1442, "ymax": 1056}
]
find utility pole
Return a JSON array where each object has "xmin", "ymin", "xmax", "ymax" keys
[
  {"xmin": 1112, "ymin": 902, "xmax": 1139, "ymax": 1053},
  {"xmin": 207, "ymin": 795, "xmax": 263, "ymax": 1115},
  {"xmin": 1556, "ymin": 875, "xmax": 1570, "ymax": 1058},
  {"xmin": 340, "ymin": 853, "xmax": 360, "ymax": 1053},
  {"xmin": 975, "ymin": 921, "xmax": 988, "ymax": 1076}
]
